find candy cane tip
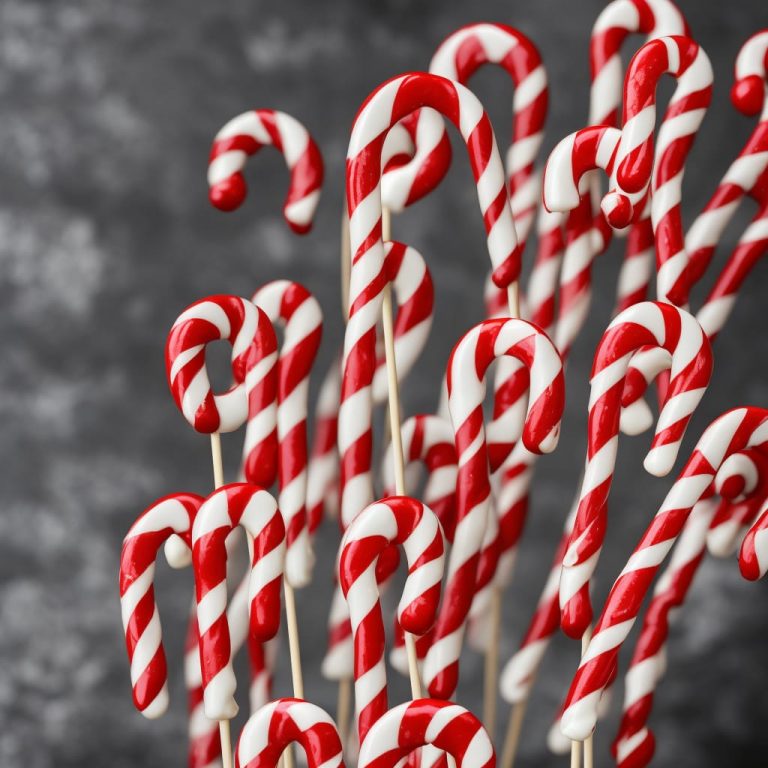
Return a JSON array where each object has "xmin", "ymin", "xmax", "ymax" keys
[
  {"xmin": 139, "ymin": 688, "xmax": 169, "ymax": 720},
  {"xmin": 643, "ymin": 444, "xmax": 677, "ymax": 478},
  {"xmin": 619, "ymin": 399, "xmax": 654, "ymax": 436},
  {"xmin": 560, "ymin": 604, "xmax": 590, "ymax": 641},
  {"xmin": 560, "ymin": 697, "xmax": 598, "ymax": 742},
  {"xmin": 209, "ymin": 174, "xmax": 247, "ymax": 212},
  {"xmin": 602, "ymin": 191, "xmax": 633, "ymax": 229},
  {"xmin": 731, "ymin": 75, "xmax": 765, "ymax": 117},
  {"xmin": 546, "ymin": 721, "xmax": 571, "ymax": 755},
  {"xmin": 164, "ymin": 534, "xmax": 192, "ymax": 569}
]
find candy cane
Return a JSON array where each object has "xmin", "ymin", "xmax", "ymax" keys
[
  {"xmin": 208, "ymin": 109, "xmax": 323, "ymax": 233},
  {"xmin": 357, "ymin": 699, "xmax": 494, "ymax": 768},
  {"xmin": 191, "ymin": 482, "xmax": 285, "ymax": 721},
  {"xmin": 119, "ymin": 492, "xmax": 204, "ymax": 719},
  {"xmin": 559, "ymin": 301, "xmax": 713, "ymax": 641},
  {"xmin": 249, "ymin": 280, "xmax": 322, "ymax": 589},
  {"xmin": 340, "ymin": 72, "xmax": 522, "ymax": 530},
  {"xmin": 339, "ymin": 496, "xmax": 444, "ymax": 743},
  {"xmin": 613, "ymin": 448, "xmax": 768, "ymax": 768},
  {"xmin": 235, "ymin": 698, "xmax": 343, "ymax": 768},
  {"xmin": 609, "ymin": 36, "xmax": 713, "ymax": 305},
  {"xmin": 560, "ymin": 406, "xmax": 768, "ymax": 742},
  {"xmin": 423, "ymin": 318, "xmax": 565, "ymax": 700},
  {"xmin": 165, "ymin": 294, "xmax": 279, "ymax": 492},
  {"xmin": 739, "ymin": 496, "xmax": 768, "ymax": 580}
]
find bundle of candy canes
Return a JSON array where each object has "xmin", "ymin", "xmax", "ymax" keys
[{"xmin": 118, "ymin": 6, "xmax": 768, "ymax": 768}]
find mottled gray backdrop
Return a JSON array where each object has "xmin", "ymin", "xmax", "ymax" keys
[{"xmin": 1, "ymin": 1, "xmax": 767, "ymax": 766}]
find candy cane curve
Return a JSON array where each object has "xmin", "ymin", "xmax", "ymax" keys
[
  {"xmin": 608, "ymin": 36, "xmax": 713, "ymax": 306},
  {"xmin": 560, "ymin": 406, "xmax": 768, "ymax": 742},
  {"xmin": 357, "ymin": 699, "xmax": 494, "ymax": 768},
  {"xmin": 613, "ymin": 447, "xmax": 768, "ymax": 768},
  {"xmin": 423, "ymin": 317, "xmax": 565, "ymax": 700},
  {"xmin": 339, "ymin": 496, "xmax": 444, "ymax": 743},
  {"xmin": 235, "ymin": 698, "xmax": 344, "ymax": 768},
  {"xmin": 559, "ymin": 301, "xmax": 713, "ymax": 640},
  {"xmin": 191, "ymin": 482, "xmax": 286, "ymax": 721},
  {"xmin": 119, "ymin": 492, "xmax": 204, "ymax": 719},
  {"xmin": 340, "ymin": 72, "xmax": 522, "ymax": 530},
  {"xmin": 208, "ymin": 109, "xmax": 323, "ymax": 233},
  {"xmin": 248, "ymin": 280, "xmax": 322, "ymax": 588}
]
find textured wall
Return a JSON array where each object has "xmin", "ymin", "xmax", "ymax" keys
[{"xmin": 1, "ymin": 1, "xmax": 767, "ymax": 766}]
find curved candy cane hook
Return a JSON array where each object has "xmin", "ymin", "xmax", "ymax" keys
[
  {"xmin": 613, "ymin": 447, "xmax": 768, "ymax": 768},
  {"xmin": 357, "ymin": 699, "xmax": 495, "ymax": 768},
  {"xmin": 340, "ymin": 72, "xmax": 521, "ymax": 528},
  {"xmin": 165, "ymin": 294, "xmax": 279, "ymax": 488},
  {"xmin": 560, "ymin": 406, "xmax": 768, "ymax": 742},
  {"xmin": 423, "ymin": 318, "xmax": 565, "ymax": 700},
  {"xmin": 235, "ymin": 698, "xmax": 344, "ymax": 768},
  {"xmin": 248, "ymin": 280, "xmax": 322, "ymax": 588},
  {"xmin": 339, "ymin": 496, "xmax": 445, "ymax": 743},
  {"xmin": 208, "ymin": 109, "xmax": 324, "ymax": 233},
  {"xmin": 191, "ymin": 483, "xmax": 286, "ymax": 720},
  {"xmin": 119, "ymin": 492, "xmax": 204, "ymax": 718},
  {"xmin": 559, "ymin": 301, "xmax": 713, "ymax": 640}
]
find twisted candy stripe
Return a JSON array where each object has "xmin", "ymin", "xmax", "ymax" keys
[
  {"xmin": 559, "ymin": 301, "xmax": 713, "ymax": 640},
  {"xmin": 191, "ymin": 483, "xmax": 285, "ymax": 720},
  {"xmin": 357, "ymin": 699, "xmax": 494, "ymax": 768},
  {"xmin": 613, "ymin": 446, "xmax": 768, "ymax": 768},
  {"xmin": 235, "ymin": 698, "xmax": 344, "ymax": 768},
  {"xmin": 339, "ymin": 496, "xmax": 445, "ymax": 743},
  {"xmin": 186, "ymin": 614, "xmax": 221, "ymax": 768},
  {"xmin": 119, "ymin": 493, "xmax": 204, "ymax": 718},
  {"xmin": 610, "ymin": 36, "xmax": 713, "ymax": 305},
  {"xmin": 429, "ymin": 22, "xmax": 548, "ymax": 247},
  {"xmin": 165, "ymin": 295, "xmax": 276, "ymax": 435},
  {"xmin": 685, "ymin": 30, "xmax": 768, "ymax": 290},
  {"xmin": 250, "ymin": 280, "xmax": 322, "ymax": 588},
  {"xmin": 560, "ymin": 406, "xmax": 768, "ymax": 741},
  {"xmin": 423, "ymin": 318, "xmax": 564, "ymax": 700},
  {"xmin": 306, "ymin": 357, "xmax": 341, "ymax": 531},
  {"xmin": 340, "ymin": 72, "xmax": 521, "ymax": 529},
  {"xmin": 208, "ymin": 109, "xmax": 323, "ymax": 233}
]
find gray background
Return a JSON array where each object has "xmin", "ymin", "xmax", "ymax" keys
[{"xmin": 1, "ymin": 1, "xmax": 767, "ymax": 766}]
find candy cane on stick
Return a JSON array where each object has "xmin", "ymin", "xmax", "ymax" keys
[
  {"xmin": 235, "ymin": 698, "xmax": 344, "ymax": 768},
  {"xmin": 357, "ymin": 699, "xmax": 494, "ymax": 768},
  {"xmin": 191, "ymin": 483, "xmax": 285, "ymax": 720},
  {"xmin": 119, "ymin": 492, "xmax": 204, "ymax": 719},
  {"xmin": 560, "ymin": 406, "xmax": 768, "ymax": 742},
  {"xmin": 613, "ymin": 448, "xmax": 768, "ymax": 768},
  {"xmin": 339, "ymin": 496, "xmax": 445, "ymax": 743},
  {"xmin": 559, "ymin": 301, "xmax": 713, "ymax": 641},
  {"xmin": 422, "ymin": 318, "xmax": 564, "ymax": 701}
]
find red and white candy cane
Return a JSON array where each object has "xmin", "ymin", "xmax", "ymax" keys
[
  {"xmin": 685, "ymin": 30, "xmax": 768, "ymax": 291},
  {"xmin": 249, "ymin": 280, "xmax": 322, "ymax": 588},
  {"xmin": 423, "ymin": 318, "xmax": 565, "ymax": 700},
  {"xmin": 357, "ymin": 699, "xmax": 494, "ymax": 768},
  {"xmin": 339, "ymin": 496, "xmax": 445, "ymax": 743},
  {"xmin": 613, "ymin": 448, "xmax": 768, "ymax": 768},
  {"xmin": 608, "ymin": 36, "xmax": 713, "ymax": 305},
  {"xmin": 191, "ymin": 482, "xmax": 285, "ymax": 721},
  {"xmin": 119, "ymin": 492, "xmax": 204, "ymax": 719},
  {"xmin": 165, "ymin": 295, "xmax": 279, "ymax": 489},
  {"xmin": 559, "ymin": 406, "xmax": 768, "ymax": 742},
  {"xmin": 235, "ymin": 698, "xmax": 344, "ymax": 768},
  {"xmin": 340, "ymin": 72, "xmax": 522, "ymax": 528},
  {"xmin": 208, "ymin": 109, "xmax": 323, "ymax": 233},
  {"xmin": 428, "ymin": 22, "xmax": 548, "ymax": 247},
  {"xmin": 559, "ymin": 301, "xmax": 713, "ymax": 640},
  {"xmin": 186, "ymin": 615, "xmax": 221, "ymax": 768},
  {"xmin": 306, "ymin": 356, "xmax": 341, "ymax": 531}
]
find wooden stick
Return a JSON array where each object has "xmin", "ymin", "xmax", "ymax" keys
[
  {"xmin": 210, "ymin": 432, "xmax": 233, "ymax": 768},
  {"xmin": 380, "ymin": 205, "xmax": 424, "ymax": 698},
  {"xmin": 337, "ymin": 677, "xmax": 352, "ymax": 748},
  {"xmin": 582, "ymin": 628, "xmax": 594, "ymax": 768},
  {"xmin": 483, "ymin": 587, "xmax": 502, "ymax": 735},
  {"xmin": 500, "ymin": 698, "xmax": 527, "ymax": 768}
]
